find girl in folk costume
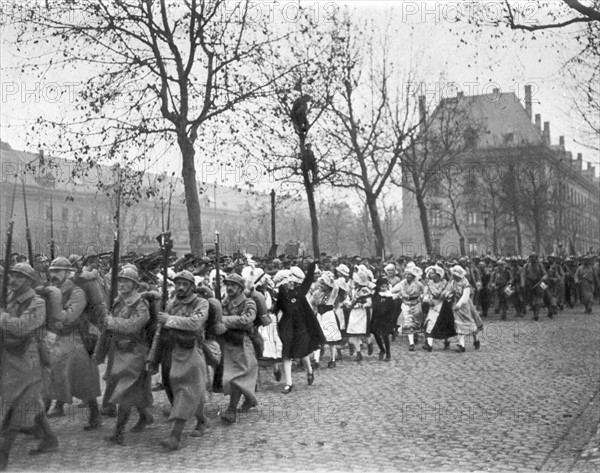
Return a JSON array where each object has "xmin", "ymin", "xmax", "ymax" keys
[
  {"xmin": 445, "ymin": 265, "xmax": 481, "ymax": 352},
  {"xmin": 273, "ymin": 262, "xmax": 326, "ymax": 394},
  {"xmin": 346, "ymin": 265, "xmax": 376, "ymax": 360},
  {"xmin": 422, "ymin": 266, "xmax": 456, "ymax": 352},
  {"xmin": 333, "ymin": 264, "xmax": 352, "ymax": 359},
  {"xmin": 345, "ymin": 285, "xmax": 373, "ymax": 361},
  {"xmin": 370, "ymin": 278, "xmax": 397, "ymax": 361},
  {"xmin": 391, "ymin": 263, "xmax": 425, "ymax": 351},
  {"xmin": 310, "ymin": 271, "xmax": 344, "ymax": 368}
]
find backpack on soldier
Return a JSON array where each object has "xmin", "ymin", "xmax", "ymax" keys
[
  {"xmin": 72, "ymin": 270, "xmax": 108, "ymax": 327},
  {"xmin": 34, "ymin": 285, "xmax": 63, "ymax": 365}
]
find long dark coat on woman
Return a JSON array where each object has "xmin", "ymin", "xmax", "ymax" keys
[{"xmin": 274, "ymin": 263, "xmax": 326, "ymax": 359}]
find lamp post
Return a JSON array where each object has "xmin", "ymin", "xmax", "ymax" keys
[{"xmin": 481, "ymin": 202, "xmax": 491, "ymax": 256}]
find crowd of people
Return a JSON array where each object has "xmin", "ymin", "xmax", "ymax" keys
[{"xmin": 0, "ymin": 249, "xmax": 598, "ymax": 469}]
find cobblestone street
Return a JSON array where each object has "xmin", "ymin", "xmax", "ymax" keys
[{"xmin": 7, "ymin": 306, "xmax": 600, "ymax": 472}]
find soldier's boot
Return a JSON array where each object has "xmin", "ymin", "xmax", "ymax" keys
[
  {"xmin": 83, "ymin": 400, "xmax": 102, "ymax": 431},
  {"xmin": 29, "ymin": 414, "xmax": 58, "ymax": 455},
  {"xmin": 160, "ymin": 419, "xmax": 184, "ymax": 451},
  {"xmin": 105, "ymin": 406, "xmax": 131, "ymax": 446},
  {"xmin": 0, "ymin": 433, "xmax": 17, "ymax": 471},
  {"xmin": 130, "ymin": 407, "xmax": 154, "ymax": 433}
]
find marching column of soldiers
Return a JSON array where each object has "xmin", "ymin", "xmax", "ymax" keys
[{"xmin": 0, "ymin": 247, "xmax": 599, "ymax": 469}]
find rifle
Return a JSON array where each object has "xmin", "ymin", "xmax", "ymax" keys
[
  {"xmin": 21, "ymin": 178, "xmax": 34, "ymax": 265},
  {"xmin": 93, "ymin": 164, "xmax": 121, "ymax": 364},
  {"xmin": 214, "ymin": 231, "xmax": 222, "ymax": 302},
  {"xmin": 49, "ymin": 195, "xmax": 55, "ymax": 260},
  {"xmin": 146, "ymin": 179, "xmax": 174, "ymax": 370},
  {"xmin": 1, "ymin": 180, "xmax": 18, "ymax": 308}
]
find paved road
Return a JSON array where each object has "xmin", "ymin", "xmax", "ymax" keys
[{"xmin": 6, "ymin": 304, "xmax": 600, "ymax": 472}]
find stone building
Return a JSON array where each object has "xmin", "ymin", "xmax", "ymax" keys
[
  {"xmin": 0, "ymin": 140, "xmax": 278, "ymax": 258},
  {"xmin": 400, "ymin": 86, "xmax": 600, "ymax": 257}
]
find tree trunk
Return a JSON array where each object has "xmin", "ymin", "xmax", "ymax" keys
[
  {"xmin": 178, "ymin": 135, "xmax": 204, "ymax": 256},
  {"xmin": 299, "ymin": 136, "xmax": 320, "ymax": 258},
  {"xmin": 414, "ymin": 191, "xmax": 433, "ymax": 256},
  {"xmin": 364, "ymin": 193, "xmax": 385, "ymax": 258}
]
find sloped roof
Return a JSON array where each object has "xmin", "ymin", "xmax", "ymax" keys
[{"xmin": 440, "ymin": 91, "xmax": 544, "ymax": 148}]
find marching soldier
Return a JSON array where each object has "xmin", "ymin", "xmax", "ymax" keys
[
  {"xmin": 44, "ymin": 257, "xmax": 102, "ymax": 430},
  {"xmin": 0, "ymin": 264, "xmax": 58, "ymax": 470},
  {"xmin": 156, "ymin": 271, "xmax": 209, "ymax": 450},
  {"xmin": 219, "ymin": 274, "xmax": 258, "ymax": 423},
  {"xmin": 491, "ymin": 259, "xmax": 512, "ymax": 320},
  {"xmin": 522, "ymin": 253, "xmax": 546, "ymax": 321},
  {"xmin": 101, "ymin": 268, "xmax": 152, "ymax": 446}
]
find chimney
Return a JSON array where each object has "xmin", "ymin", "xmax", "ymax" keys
[
  {"xmin": 559, "ymin": 136, "xmax": 565, "ymax": 149},
  {"xmin": 577, "ymin": 153, "xmax": 583, "ymax": 171},
  {"xmin": 524, "ymin": 85, "xmax": 532, "ymax": 120},
  {"xmin": 543, "ymin": 121, "xmax": 550, "ymax": 144},
  {"xmin": 418, "ymin": 95, "xmax": 426, "ymax": 130},
  {"xmin": 535, "ymin": 114, "xmax": 541, "ymax": 133}
]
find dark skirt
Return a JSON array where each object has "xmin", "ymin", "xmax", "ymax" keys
[
  {"xmin": 429, "ymin": 300, "xmax": 457, "ymax": 339},
  {"xmin": 278, "ymin": 310, "xmax": 324, "ymax": 359},
  {"xmin": 370, "ymin": 295, "xmax": 397, "ymax": 335}
]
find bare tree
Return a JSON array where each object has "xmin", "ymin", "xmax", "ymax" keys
[{"xmin": 5, "ymin": 0, "xmax": 295, "ymax": 255}]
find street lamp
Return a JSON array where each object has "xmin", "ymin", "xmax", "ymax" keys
[{"xmin": 482, "ymin": 203, "xmax": 491, "ymax": 231}]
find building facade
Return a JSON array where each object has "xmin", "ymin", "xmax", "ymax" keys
[{"xmin": 400, "ymin": 87, "xmax": 600, "ymax": 257}]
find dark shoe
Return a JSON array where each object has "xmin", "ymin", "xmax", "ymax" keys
[
  {"xmin": 474, "ymin": 340, "xmax": 481, "ymax": 350},
  {"xmin": 307, "ymin": 373, "xmax": 314, "ymax": 386},
  {"xmin": 240, "ymin": 397, "xmax": 258, "ymax": 413},
  {"xmin": 455, "ymin": 345, "xmax": 466, "ymax": 353},
  {"xmin": 422, "ymin": 342, "xmax": 432, "ymax": 352},
  {"xmin": 443, "ymin": 341, "xmax": 450, "ymax": 350},
  {"xmin": 378, "ymin": 351, "xmax": 385, "ymax": 360},
  {"xmin": 101, "ymin": 406, "xmax": 117, "ymax": 417},
  {"xmin": 501, "ymin": 313, "xmax": 507, "ymax": 320},
  {"xmin": 189, "ymin": 425, "xmax": 206, "ymax": 438},
  {"xmin": 160, "ymin": 436, "xmax": 181, "ymax": 451},
  {"xmin": 409, "ymin": 344, "xmax": 415, "ymax": 352},
  {"xmin": 547, "ymin": 312, "xmax": 553, "ymax": 319},
  {"xmin": 130, "ymin": 413, "xmax": 154, "ymax": 432},
  {"xmin": 367, "ymin": 343, "xmax": 374, "ymax": 355},
  {"xmin": 28, "ymin": 436, "xmax": 58, "ymax": 455},
  {"xmin": 384, "ymin": 356, "xmax": 391, "ymax": 362},
  {"xmin": 327, "ymin": 360, "xmax": 336, "ymax": 368},
  {"xmin": 281, "ymin": 385, "xmax": 293, "ymax": 395},
  {"xmin": 221, "ymin": 408, "xmax": 236, "ymax": 423},
  {"xmin": 83, "ymin": 418, "xmax": 102, "ymax": 431},
  {"xmin": 355, "ymin": 352, "xmax": 363, "ymax": 362},
  {"xmin": 348, "ymin": 344, "xmax": 355, "ymax": 356},
  {"xmin": 105, "ymin": 431, "xmax": 125, "ymax": 445},
  {"xmin": 273, "ymin": 368, "xmax": 282, "ymax": 382},
  {"xmin": 152, "ymin": 382, "xmax": 164, "ymax": 392}
]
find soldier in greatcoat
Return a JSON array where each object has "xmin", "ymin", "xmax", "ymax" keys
[
  {"xmin": 102, "ymin": 268, "xmax": 152, "ymax": 445},
  {"xmin": 156, "ymin": 270, "xmax": 209, "ymax": 450},
  {"xmin": 44, "ymin": 257, "xmax": 102, "ymax": 430},
  {"xmin": 219, "ymin": 274, "xmax": 258, "ymax": 423},
  {"xmin": 0, "ymin": 264, "xmax": 58, "ymax": 470}
]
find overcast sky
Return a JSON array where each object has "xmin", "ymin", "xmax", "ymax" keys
[{"xmin": 1, "ymin": 0, "xmax": 598, "ymax": 182}]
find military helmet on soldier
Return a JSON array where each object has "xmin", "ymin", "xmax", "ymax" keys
[
  {"xmin": 117, "ymin": 268, "xmax": 140, "ymax": 285},
  {"xmin": 9, "ymin": 263, "xmax": 37, "ymax": 280},
  {"xmin": 49, "ymin": 257, "xmax": 72, "ymax": 271},
  {"xmin": 174, "ymin": 270, "xmax": 195, "ymax": 285}
]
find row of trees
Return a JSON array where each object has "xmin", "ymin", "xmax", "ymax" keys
[{"xmin": 4, "ymin": 1, "xmax": 598, "ymax": 258}]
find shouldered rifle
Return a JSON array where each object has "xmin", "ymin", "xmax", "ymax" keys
[
  {"xmin": 146, "ymin": 180, "xmax": 174, "ymax": 371},
  {"xmin": 21, "ymin": 178, "xmax": 34, "ymax": 265},
  {"xmin": 49, "ymin": 195, "xmax": 55, "ymax": 260},
  {"xmin": 93, "ymin": 165, "xmax": 121, "ymax": 364},
  {"xmin": 214, "ymin": 231, "xmax": 222, "ymax": 302},
  {"xmin": 1, "ymin": 180, "xmax": 18, "ymax": 308}
]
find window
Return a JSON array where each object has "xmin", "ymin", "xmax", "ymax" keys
[
  {"xmin": 467, "ymin": 238, "xmax": 478, "ymax": 256},
  {"xmin": 467, "ymin": 212, "xmax": 478, "ymax": 225}
]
